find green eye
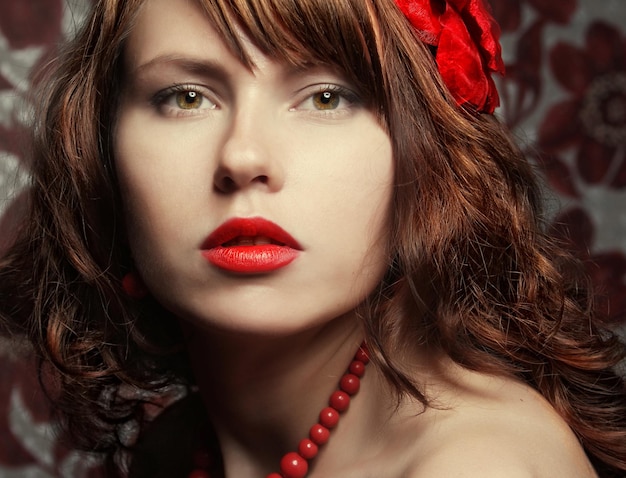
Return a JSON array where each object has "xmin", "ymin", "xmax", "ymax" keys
[
  {"xmin": 313, "ymin": 90, "xmax": 340, "ymax": 110},
  {"xmin": 176, "ymin": 90, "xmax": 203, "ymax": 109}
]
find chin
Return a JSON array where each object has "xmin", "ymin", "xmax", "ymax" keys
[{"xmin": 178, "ymin": 302, "xmax": 356, "ymax": 339}]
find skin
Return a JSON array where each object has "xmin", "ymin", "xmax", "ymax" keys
[{"xmin": 114, "ymin": 0, "xmax": 599, "ymax": 476}]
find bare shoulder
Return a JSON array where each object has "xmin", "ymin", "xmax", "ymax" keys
[
  {"xmin": 397, "ymin": 370, "xmax": 598, "ymax": 478},
  {"xmin": 405, "ymin": 421, "xmax": 597, "ymax": 478}
]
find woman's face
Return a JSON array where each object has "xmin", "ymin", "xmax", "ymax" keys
[{"xmin": 114, "ymin": 0, "xmax": 394, "ymax": 335}]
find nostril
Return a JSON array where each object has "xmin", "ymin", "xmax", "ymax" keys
[
  {"xmin": 215, "ymin": 175, "xmax": 270, "ymax": 193},
  {"xmin": 216, "ymin": 176, "xmax": 237, "ymax": 193}
]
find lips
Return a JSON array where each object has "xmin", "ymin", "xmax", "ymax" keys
[{"xmin": 201, "ymin": 217, "xmax": 301, "ymax": 273}]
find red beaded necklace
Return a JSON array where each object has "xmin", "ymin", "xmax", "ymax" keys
[{"xmin": 188, "ymin": 343, "xmax": 370, "ymax": 478}]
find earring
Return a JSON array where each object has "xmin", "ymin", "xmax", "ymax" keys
[{"xmin": 122, "ymin": 271, "xmax": 148, "ymax": 299}]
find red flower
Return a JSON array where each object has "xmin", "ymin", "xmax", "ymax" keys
[
  {"xmin": 395, "ymin": 0, "xmax": 505, "ymax": 113},
  {"xmin": 538, "ymin": 21, "xmax": 626, "ymax": 189}
]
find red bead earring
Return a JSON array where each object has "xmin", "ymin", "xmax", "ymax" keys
[{"xmin": 122, "ymin": 271, "xmax": 148, "ymax": 299}]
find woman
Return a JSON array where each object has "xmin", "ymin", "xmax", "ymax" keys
[{"xmin": 1, "ymin": 0, "xmax": 625, "ymax": 476}]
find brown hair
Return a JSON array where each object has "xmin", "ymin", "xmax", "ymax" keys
[{"xmin": 0, "ymin": 0, "xmax": 625, "ymax": 475}]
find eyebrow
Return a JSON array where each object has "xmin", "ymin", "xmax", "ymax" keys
[{"xmin": 131, "ymin": 54, "xmax": 232, "ymax": 82}]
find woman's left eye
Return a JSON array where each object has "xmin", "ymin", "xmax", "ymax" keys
[
  {"xmin": 297, "ymin": 85, "xmax": 359, "ymax": 113},
  {"xmin": 175, "ymin": 90, "xmax": 205, "ymax": 110},
  {"xmin": 312, "ymin": 90, "xmax": 341, "ymax": 110}
]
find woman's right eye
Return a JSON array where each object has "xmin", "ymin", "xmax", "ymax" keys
[{"xmin": 152, "ymin": 85, "xmax": 217, "ymax": 116}]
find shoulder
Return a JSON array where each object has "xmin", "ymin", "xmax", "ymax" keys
[
  {"xmin": 405, "ymin": 422, "xmax": 596, "ymax": 478},
  {"xmin": 399, "ymin": 371, "xmax": 598, "ymax": 478}
]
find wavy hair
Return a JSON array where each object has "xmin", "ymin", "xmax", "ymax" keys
[{"xmin": 0, "ymin": 0, "xmax": 625, "ymax": 476}]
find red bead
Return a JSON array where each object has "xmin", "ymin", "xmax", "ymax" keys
[
  {"xmin": 264, "ymin": 344, "xmax": 370, "ymax": 478},
  {"xmin": 319, "ymin": 406, "xmax": 340, "ymax": 428},
  {"xmin": 121, "ymin": 271, "xmax": 148, "ymax": 299},
  {"xmin": 329, "ymin": 390, "xmax": 350, "ymax": 412},
  {"xmin": 188, "ymin": 470, "xmax": 211, "ymax": 478},
  {"xmin": 309, "ymin": 424, "xmax": 330, "ymax": 445},
  {"xmin": 280, "ymin": 452, "xmax": 308, "ymax": 478},
  {"xmin": 340, "ymin": 373, "xmax": 360, "ymax": 395},
  {"xmin": 349, "ymin": 360, "xmax": 365, "ymax": 377},
  {"xmin": 354, "ymin": 345, "xmax": 369, "ymax": 364},
  {"xmin": 298, "ymin": 438, "xmax": 319, "ymax": 460}
]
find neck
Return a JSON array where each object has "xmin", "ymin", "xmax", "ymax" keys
[{"xmin": 184, "ymin": 315, "xmax": 377, "ymax": 475}]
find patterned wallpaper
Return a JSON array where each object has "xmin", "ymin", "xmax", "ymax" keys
[
  {"xmin": 0, "ymin": 0, "xmax": 625, "ymax": 476},
  {"xmin": 492, "ymin": 0, "xmax": 626, "ymax": 325}
]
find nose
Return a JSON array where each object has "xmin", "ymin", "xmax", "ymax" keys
[{"xmin": 213, "ymin": 104, "xmax": 285, "ymax": 194}]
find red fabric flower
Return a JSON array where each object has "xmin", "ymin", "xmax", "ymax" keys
[{"xmin": 394, "ymin": 0, "xmax": 505, "ymax": 113}]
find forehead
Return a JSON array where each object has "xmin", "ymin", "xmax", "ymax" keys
[{"xmin": 124, "ymin": 0, "xmax": 229, "ymax": 68}]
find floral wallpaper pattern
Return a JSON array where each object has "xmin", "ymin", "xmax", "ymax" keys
[
  {"xmin": 492, "ymin": 0, "xmax": 626, "ymax": 325},
  {"xmin": 0, "ymin": 0, "xmax": 625, "ymax": 476}
]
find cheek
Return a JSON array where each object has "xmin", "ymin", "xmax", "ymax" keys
[
  {"xmin": 340, "ymin": 133, "xmax": 394, "ymax": 229},
  {"xmin": 311, "ymin": 135, "xmax": 394, "ymax": 278},
  {"xmin": 114, "ymin": 138, "xmax": 156, "ymax": 245},
  {"xmin": 113, "ymin": 115, "xmax": 186, "ymax": 267},
  {"xmin": 114, "ymin": 110, "xmax": 206, "ymax": 224}
]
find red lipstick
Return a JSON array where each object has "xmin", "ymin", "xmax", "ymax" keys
[{"xmin": 201, "ymin": 217, "xmax": 301, "ymax": 273}]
